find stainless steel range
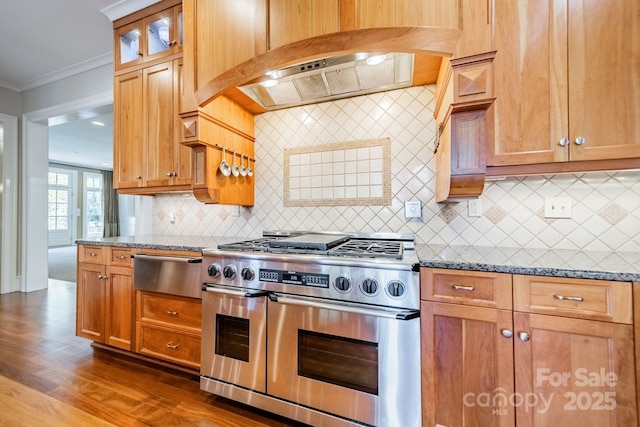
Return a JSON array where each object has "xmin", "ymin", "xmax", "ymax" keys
[{"xmin": 200, "ymin": 231, "xmax": 421, "ymax": 427}]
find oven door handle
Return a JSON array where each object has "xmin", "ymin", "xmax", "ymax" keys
[
  {"xmin": 202, "ymin": 285, "xmax": 268, "ymax": 298},
  {"xmin": 269, "ymin": 294, "xmax": 419, "ymax": 320}
]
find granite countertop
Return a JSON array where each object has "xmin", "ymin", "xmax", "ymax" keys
[
  {"xmin": 76, "ymin": 235, "xmax": 640, "ymax": 282},
  {"xmin": 416, "ymin": 244, "xmax": 640, "ymax": 282}
]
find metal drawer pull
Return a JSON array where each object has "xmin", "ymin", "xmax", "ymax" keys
[
  {"xmin": 452, "ymin": 285, "xmax": 475, "ymax": 291},
  {"xmin": 166, "ymin": 342, "xmax": 179, "ymax": 349},
  {"xmin": 501, "ymin": 329, "xmax": 513, "ymax": 338},
  {"xmin": 553, "ymin": 294, "xmax": 584, "ymax": 302},
  {"xmin": 89, "ymin": 253, "xmax": 98, "ymax": 257},
  {"xmin": 116, "ymin": 255, "xmax": 127, "ymax": 259},
  {"xmin": 166, "ymin": 310, "xmax": 179, "ymax": 316}
]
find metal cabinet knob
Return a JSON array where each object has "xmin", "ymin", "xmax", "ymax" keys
[
  {"xmin": 135, "ymin": 175, "xmax": 142, "ymax": 179},
  {"xmin": 558, "ymin": 137, "xmax": 569, "ymax": 147},
  {"xmin": 575, "ymin": 136, "xmax": 586, "ymax": 145},
  {"xmin": 166, "ymin": 172, "xmax": 172, "ymax": 177},
  {"xmin": 501, "ymin": 329, "xmax": 513, "ymax": 338},
  {"xmin": 519, "ymin": 332, "xmax": 531, "ymax": 342}
]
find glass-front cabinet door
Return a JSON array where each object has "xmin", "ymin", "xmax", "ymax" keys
[
  {"xmin": 144, "ymin": 5, "xmax": 182, "ymax": 61},
  {"xmin": 114, "ymin": 5, "xmax": 182, "ymax": 71},
  {"xmin": 115, "ymin": 21, "xmax": 143, "ymax": 70}
]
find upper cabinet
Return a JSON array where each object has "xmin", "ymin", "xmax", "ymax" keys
[
  {"xmin": 114, "ymin": 1, "xmax": 183, "ymax": 72},
  {"xmin": 268, "ymin": 0, "xmax": 439, "ymax": 50},
  {"xmin": 488, "ymin": 0, "xmax": 640, "ymax": 172}
]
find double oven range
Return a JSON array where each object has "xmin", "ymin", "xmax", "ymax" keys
[{"xmin": 200, "ymin": 231, "xmax": 421, "ymax": 427}]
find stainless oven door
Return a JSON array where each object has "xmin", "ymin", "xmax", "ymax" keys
[
  {"xmin": 201, "ymin": 285, "xmax": 267, "ymax": 393},
  {"xmin": 267, "ymin": 294, "xmax": 421, "ymax": 427}
]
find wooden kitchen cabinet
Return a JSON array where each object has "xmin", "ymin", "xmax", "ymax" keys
[
  {"xmin": 421, "ymin": 269, "xmax": 639, "ymax": 426},
  {"xmin": 421, "ymin": 268, "xmax": 515, "ymax": 426},
  {"xmin": 489, "ymin": 0, "xmax": 640, "ymax": 171},
  {"xmin": 136, "ymin": 291, "xmax": 201, "ymax": 369},
  {"xmin": 114, "ymin": 59, "xmax": 191, "ymax": 191},
  {"xmin": 76, "ymin": 245, "xmax": 134, "ymax": 351},
  {"xmin": 114, "ymin": 0, "xmax": 182, "ymax": 71},
  {"xmin": 421, "ymin": 301, "xmax": 515, "ymax": 426}
]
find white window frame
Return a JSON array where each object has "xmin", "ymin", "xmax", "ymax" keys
[{"xmin": 83, "ymin": 172, "xmax": 104, "ymax": 239}]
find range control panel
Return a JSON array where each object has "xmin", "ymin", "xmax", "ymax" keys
[{"xmin": 259, "ymin": 268, "xmax": 330, "ymax": 288}]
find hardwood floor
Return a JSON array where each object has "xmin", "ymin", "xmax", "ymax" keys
[{"xmin": 0, "ymin": 281, "xmax": 304, "ymax": 426}]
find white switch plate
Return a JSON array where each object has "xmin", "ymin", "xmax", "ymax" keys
[
  {"xmin": 544, "ymin": 197, "xmax": 572, "ymax": 218},
  {"xmin": 404, "ymin": 200, "xmax": 422, "ymax": 219},
  {"xmin": 468, "ymin": 199, "xmax": 481, "ymax": 217}
]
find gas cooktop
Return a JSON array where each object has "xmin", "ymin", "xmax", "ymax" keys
[{"xmin": 217, "ymin": 231, "xmax": 410, "ymax": 260}]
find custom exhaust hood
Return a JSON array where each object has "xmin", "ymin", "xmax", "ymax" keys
[
  {"xmin": 194, "ymin": 27, "xmax": 463, "ymax": 113},
  {"xmin": 237, "ymin": 52, "xmax": 414, "ymax": 111}
]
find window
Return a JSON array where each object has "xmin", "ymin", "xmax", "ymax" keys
[
  {"xmin": 84, "ymin": 173, "xmax": 103, "ymax": 238},
  {"xmin": 48, "ymin": 168, "xmax": 76, "ymax": 246},
  {"xmin": 48, "ymin": 171, "xmax": 71, "ymax": 231}
]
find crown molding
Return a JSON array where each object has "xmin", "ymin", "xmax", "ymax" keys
[
  {"xmin": 17, "ymin": 52, "xmax": 114, "ymax": 92},
  {"xmin": 100, "ymin": 0, "xmax": 161, "ymax": 22}
]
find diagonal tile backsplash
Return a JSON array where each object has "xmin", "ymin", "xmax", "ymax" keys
[{"xmin": 152, "ymin": 85, "xmax": 640, "ymax": 252}]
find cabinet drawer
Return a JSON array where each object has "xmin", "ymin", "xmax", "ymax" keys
[
  {"xmin": 421, "ymin": 268, "xmax": 512, "ymax": 309},
  {"xmin": 136, "ymin": 323, "xmax": 200, "ymax": 368},
  {"xmin": 137, "ymin": 292, "xmax": 201, "ymax": 331},
  {"xmin": 109, "ymin": 248, "xmax": 132, "ymax": 267},
  {"xmin": 79, "ymin": 246, "xmax": 106, "ymax": 264},
  {"xmin": 513, "ymin": 275, "xmax": 632, "ymax": 324}
]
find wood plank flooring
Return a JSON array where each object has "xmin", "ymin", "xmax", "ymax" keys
[{"xmin": 0, "ymin": 280, "xmax": 304, "ymax": 426}]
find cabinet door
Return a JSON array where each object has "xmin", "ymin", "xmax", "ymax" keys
[
  {"xmin": 113, "ymin": 71, "xmax": 144, "ymax": 188},
  {"xmin": 490, "ymin": 0, "xmax": 563, "ymax": 166},
  {"xmin": 105, "ymin": 266, "xmax": 134, "ymax": 350},
  {"xmin": 143, "ymin": 61, "xmax": 175, "ymax": 187},
  {"xmin": 76, "ymin": 263, "xmax": 106, "ymax": 342},
  {"xmin": 567, "ymin": 0, "xmax": 640, "ymax": 161},
  {"xmin": 143, "ymin": 5, "xmax": 183, "ymax": 62},
  {"xmin": 514, "ymin": 313, "xmax": 638, "ymax": 426},
  {"xmin": 269, "ymin": 0, "xmax": 339, "ymax": 49},
  {"xmin": 421, "ymin": 301, "xmax": 515, "ymax": 427},
  {"xmin": 115, "ymin": 21, "xmax": 144, "ymax": 71}
]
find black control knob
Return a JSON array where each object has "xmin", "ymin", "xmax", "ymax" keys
[
  {"xmin": 223, "ymin": 265, "xmax": 236, "ymax": 279},
  {"xmin": 361, "ymin": 278, "xmax": 379, "ymax": 295},
  {"xmin": 207, "ymin": 263, "xmax": 221, "ymax": 278},
  {"xmin": 334, "ymin": 276, "xmax": 351, "ymax": 292},
  {"xmin": 241, "ymin": 267, "xmax": 255, "ymax": 281},
  {"xmin": 387, "ymin": 280, "xmax": 406, "ymax": 298}
]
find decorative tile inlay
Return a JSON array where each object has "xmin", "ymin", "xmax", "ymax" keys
[
  {"xmin": 149, "ymin": 85, "xmax": 640, "ymax": 252},
  {"xmin": 284, "ymin": 138, "xmax": 391, "ymax": 207},
  {"xmin": 598, "ymin": 202, "xmax": 629, "ymax": 225}
]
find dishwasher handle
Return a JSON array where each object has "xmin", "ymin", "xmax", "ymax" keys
[
  {"xmin": 270, "ymin": 293, "xmax": 419, "ymax": 321},
  {"xmin": 132, "ymin": 253, "xmax": 202, "ymax": 263}
]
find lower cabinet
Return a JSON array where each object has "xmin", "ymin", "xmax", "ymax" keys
[
  {"xmin": 76, "ymin": 246, "xmax": 134, "ymax": 351},
  {"xmin": 135, "ymin": 291, "xmax": 202, "ymax": 369},
  {"xmin": 420, "ymin": 268, "xmax": 638, "ymax": 426}
]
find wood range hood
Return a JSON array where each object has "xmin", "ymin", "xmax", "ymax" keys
[{"xmin": 194, "ymin": 26, "xmax": 462, "ymax": 114}]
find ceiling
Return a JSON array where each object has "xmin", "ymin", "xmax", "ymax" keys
[{"xmin": 0, "ymin": 0, "xmax": 159, "ymax": 170}]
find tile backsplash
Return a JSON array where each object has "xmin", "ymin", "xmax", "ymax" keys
[{"xmin": 152, "ymin": 85, "xmax": 640, "ymax": 252}]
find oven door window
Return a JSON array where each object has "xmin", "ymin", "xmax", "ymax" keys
[
  {"xmin": 215, "ymin": 314, "xmax": 250, "ymax": 362},
  {"xmin": 298, "ymin": 329, "xmax": 378, "ymax": 395}
]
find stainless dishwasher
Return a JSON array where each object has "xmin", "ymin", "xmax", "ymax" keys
[{"xmin": 133, "ymin": 254, "xmax": 203, "ymax": 298}]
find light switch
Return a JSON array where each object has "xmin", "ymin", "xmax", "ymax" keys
[{"xmin": 404, "ymin": 200, "xmax": 422, "ymax": 219}]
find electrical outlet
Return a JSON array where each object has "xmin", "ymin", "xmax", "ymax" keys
[
  {"xmin": 468, "ymin": 199, "xmax": 481, "ymax": 217},
  {"xmin": 544, "ymin": 197, "xmax": 572, "ymax": 218}
]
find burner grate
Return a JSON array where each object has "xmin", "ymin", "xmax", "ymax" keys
[{"xmin": 328, "ymin": 240, "xmax": 404, "ymax": 259}]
